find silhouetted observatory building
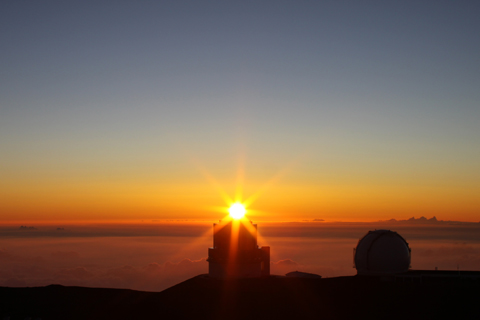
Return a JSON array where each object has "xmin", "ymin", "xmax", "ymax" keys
[
  {"xmin": 354, "ymin": 229, "xmax": 411, "ymax": 276},
  {"xmin": 208, "ymin": 219, "xmax": 270, "ymax": 278}
]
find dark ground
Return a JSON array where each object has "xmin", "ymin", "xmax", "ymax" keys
[{"xmin": 1, "ymin": 275, "xmax": 479, "ymax": 320}]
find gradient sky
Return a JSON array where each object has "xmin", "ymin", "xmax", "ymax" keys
[{"xmin": 1, "ymin": 1, "xmax": 479, "ymax": 222}]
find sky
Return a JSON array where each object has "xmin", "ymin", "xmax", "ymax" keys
[{"xmin": 1, "ymin": 1, "xmax": 480, "ymax": 223}]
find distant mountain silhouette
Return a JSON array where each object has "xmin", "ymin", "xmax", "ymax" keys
[
  {"xmin": 1, "ymin": 275, "xmax": 479, "ymax": 320},
  {"xmin": 19, "ymin": 226, "xmax": 37, "ymax": 230},
  {"xmin": 380, "ymin": 216, "xmax": 477, "ymax": 225}
]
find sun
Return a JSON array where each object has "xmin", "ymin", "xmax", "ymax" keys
[{"xmin": 229, "ymin": 203, "xmax": 246, "ymax": 219}]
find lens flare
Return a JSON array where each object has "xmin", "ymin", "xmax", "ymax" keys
[{"xmin": 228, "ymin": 203, "xmax": 246, "ymax": 219}]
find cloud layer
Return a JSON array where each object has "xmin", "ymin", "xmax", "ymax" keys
[{"xmin": 1, "ymin": 222, "xmax": 480, "ymax": 291}]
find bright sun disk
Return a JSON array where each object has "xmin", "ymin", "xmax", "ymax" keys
[{"xmin": 229, "ymin": 203, "xmax": 246, "ymax": 219}]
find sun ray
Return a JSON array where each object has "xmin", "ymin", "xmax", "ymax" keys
[
  {"xmin": 190, "ymin": 160, "xmax": 233, "ymax": 205},
  {"xmin": 234, "ymin": 151, "xmax": 245, "ymax": 203},
  {"xmin": 162, "ymin": 222, "xmax": 213, "ymax": 263},
  {"xmin": 228, "ymin": 219, "xmax": 240, "ymax": 274},
  {"xmin": 239, "ymin": 217, "xmax": 258, "ymax": 237},
  {"xmin": 203, "ymin": 205, "xmax": 231, "ymax": 215},
  {"xmin": 171, "ymin": 146, "xmax": 303, "ymax": 276},
  {"xmin": 243, "ymin": 155, "xmax": 305, "ymax": 208}
]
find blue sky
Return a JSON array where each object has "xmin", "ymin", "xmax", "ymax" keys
[{"xmin": 1, "ymin": 1, "xmax": 479, "ymax": 221}]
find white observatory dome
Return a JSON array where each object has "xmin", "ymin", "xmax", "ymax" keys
[{"xmin": 354, "ymin": 230, "xmax": 411, "ymax": 276}]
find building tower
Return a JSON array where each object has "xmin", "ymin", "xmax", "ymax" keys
[{"xmin": 208, "ymin": 220, "xmax": 270, "ymax": 278}]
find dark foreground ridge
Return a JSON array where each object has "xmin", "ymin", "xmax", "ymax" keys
[{"xmin": 1, "ymin": 274, "xmax": 479, "ymax": 320}]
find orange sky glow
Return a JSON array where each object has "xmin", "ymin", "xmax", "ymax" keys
[
  {"xmin": 1, "ymin": 159, "xmax": 479, "ymax": 223},
  {"xmin": 1, "ymin": 2, "xmax": 479, "ymax": 226}
]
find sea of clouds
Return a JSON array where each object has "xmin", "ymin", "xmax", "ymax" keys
[{"xmin": 1, "ymin": 220, "xmax": 480, "ymax": 291}]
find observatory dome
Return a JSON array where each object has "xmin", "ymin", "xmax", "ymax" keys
[{"xmin": 354, "ymin": 230, "xmax": 411, "ymax": 276}]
